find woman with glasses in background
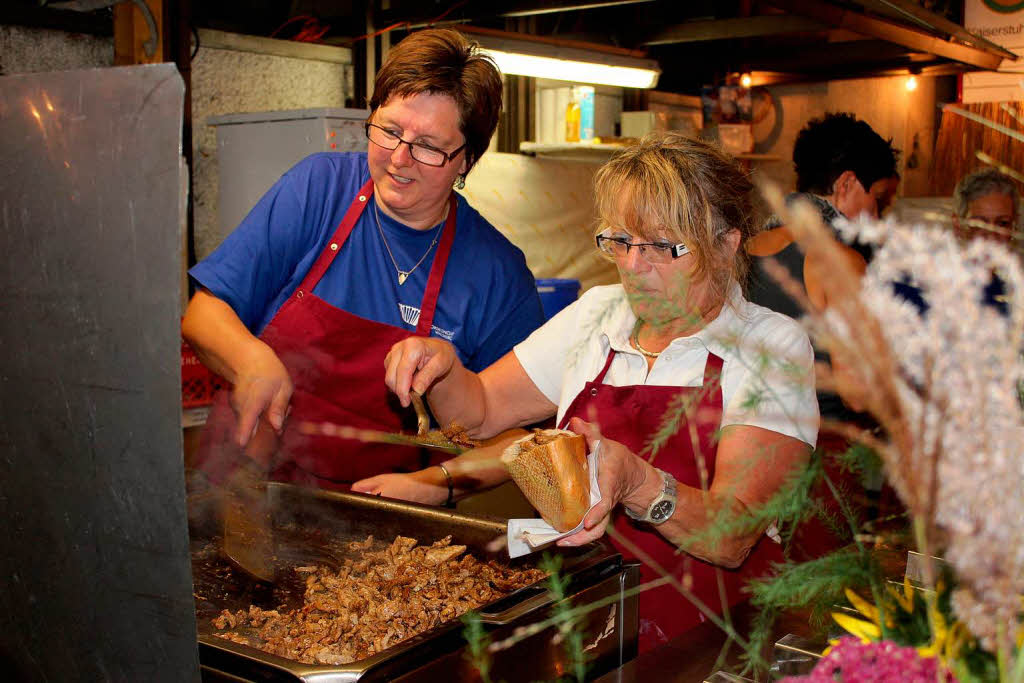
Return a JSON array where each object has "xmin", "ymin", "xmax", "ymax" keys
[
  {"xmin": 364, "ymin": 132, "xmax": 819, "ymax": 651},
  {"xmin": 183, "ymin": 28, "xmax": 543, "ymax": 491}
]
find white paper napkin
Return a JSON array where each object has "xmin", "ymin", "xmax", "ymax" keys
[{"xmin": 507, "ymin": 441, "xmax": 602, "ymax": 559}]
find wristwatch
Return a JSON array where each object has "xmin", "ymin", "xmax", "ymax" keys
[{"xmin": 625, "ymin": 468, "xmax": 677, "ymax": 525}]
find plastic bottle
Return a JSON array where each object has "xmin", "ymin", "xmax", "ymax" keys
[
  {"xmin": 565, "ymin": 88, "xmax": 581, "ymax": 143},
  {"xmin": 578, "ymin": 86, "xmax": 595, "ymax": 142}
]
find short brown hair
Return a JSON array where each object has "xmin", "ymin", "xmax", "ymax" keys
[
  {"xmin": 594, "ymin": 132, "xmax": 759, "ymax": 308},
  {"xmin": 370, "ymin": 29, "xmax": 502, "ymax": 174}
]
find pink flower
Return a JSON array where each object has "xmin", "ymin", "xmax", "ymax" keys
[{"xmin": 779, "ymin": 636, "xmax": 956, "ymax": 682}]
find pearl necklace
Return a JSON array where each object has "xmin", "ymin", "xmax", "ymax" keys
[
  {"xmin": 631, "ymin": 321, "xmax": 661, "ymax": 358},
  {"xmin": 373, "ymin": 200, "xmax": 441, "ymax": 286}
]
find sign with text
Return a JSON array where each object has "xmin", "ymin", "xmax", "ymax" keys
[{"xmin": 963, "ymin": 0, "xmax": 1024, "ymax": 103}]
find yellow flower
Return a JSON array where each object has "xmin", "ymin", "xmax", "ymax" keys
[
  {"xmin": 832, "ymin": 611, "xmax": 881, "ymax": 642},
  {"xmin": 888, "ymin": 577, "xmax": 915, "ymax": 613},
  {"xmin": 845, "ymin": 587, "xmax": 880, "ymax": 623}
]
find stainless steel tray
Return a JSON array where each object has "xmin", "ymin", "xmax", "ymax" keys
[{"xmin": 192, "ymin": 483, "xmax": 625, "ymax": 682}]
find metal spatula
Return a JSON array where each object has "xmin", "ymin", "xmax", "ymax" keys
[
  {"xmin": 409, "ymin": 390, "xmax": 430, "ymax": 436},
  {"xmin": 222, "ymin": 482, "xmax": 276, "ymax": 583},
  {"xmin": 221, "ymin": 417, "xmax": 279, "ymax": 582},
  {"xmin": 299, "ymin": 393, "xmax": 465, "ymax": 455},
  {"xmin": 298, "ymin": 422, "xmax": 465, "ymax": 454}
]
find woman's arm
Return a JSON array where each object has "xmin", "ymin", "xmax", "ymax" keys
[
  {"xmin": 384, "ymin": 339, "xmax": 556, "ymax": 439},
  {"xmin": 560, "ymin": 420, "xmax": 810, "ymax": 569},
  {"xmin": 182, "ymin": 289, "xmax": 294, "ymax": 446},
  {"xmin": 351, "ymin": 428, "xmax": 527, "ymax": 504}
]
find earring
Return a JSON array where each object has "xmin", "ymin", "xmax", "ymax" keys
[{"xmin": 454, "ymin": 175, "xmax": 466, "ymax": 190}]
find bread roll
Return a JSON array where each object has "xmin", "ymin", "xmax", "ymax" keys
[{"xmin": 501, "ymin": 429, "xmax": 589, "ymax": 532}]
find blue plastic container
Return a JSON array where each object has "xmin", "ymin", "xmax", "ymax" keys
[{"xmin": 536, "ymin": 278, "xmax": 581, "ymax": 320}]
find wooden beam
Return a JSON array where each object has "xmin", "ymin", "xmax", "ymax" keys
[
  {"xmin": 498, "ymin": 0, "xmax": 655, "ymax": 18},
  {"xmin": 853, "ymin": 0, "xmax": 1017, "ymax": 61},
  {"xmin": 661, "ymin": 39, "xmax": 919, "ymax": 74},
  {"xmin": 642, "ymin": 15, "xmax": 828, "ymax": 46},
  {"xmin": 114, "ymin": 0, "xmax": 165, "ymax": 65},
  {"xmin": 388, "ymin": 0, "xmax": 654, "ymax": 29},
  {"xmin": 765, "ymin": 0, "xmax": 1004, "ymax": 70},
  {"xmin": 197, "ymin": 29, "xmax": 353, "ymax": 64},
  {"xmin": 748, "ymin": 61, "xmax": 973, "ymax": 86}
]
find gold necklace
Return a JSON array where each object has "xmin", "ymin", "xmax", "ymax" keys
[
  {"xmin": 373, "ymin": 200, "xmax": 441, "ymax": 285},
  {"xmin": 631, "ymin": 320, "xmax": 661, "ymax": 358}
]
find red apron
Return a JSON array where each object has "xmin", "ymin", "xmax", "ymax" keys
[
  {"xmin": 195, "ymin": 180, "xmax": 456, "ymax": 490},
  {"xmin": 558, "ymin": 348, "xmax": 781, "ymax": 653}
]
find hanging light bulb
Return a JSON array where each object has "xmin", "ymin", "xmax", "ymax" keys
[
  {"xmin": 740, "ymin": 72, "xmax": 753, "ymax": 89},
  {"xmin": 906, "ymin": 74, "xmax": 918, "ymax": 92}
]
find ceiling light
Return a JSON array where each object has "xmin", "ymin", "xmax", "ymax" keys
[
  {"xmin": 906, "ymin": 74, "xmax": 918, "ymax": 92},
  {"xmin": 740, "ymin": 72, "xmax": 753, "ymax": 89},
  {"xmin": 471, "ymin": 32, "xmax": 661, "ymax": 89}
]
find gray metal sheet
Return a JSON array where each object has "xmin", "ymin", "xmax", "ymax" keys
[{"xmin": 0, "ymin": 64, "xmax": 198, "ymax": 682}]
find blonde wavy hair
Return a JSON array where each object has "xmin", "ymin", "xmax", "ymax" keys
[{"xmin": 594, "ymin": 132, "xmax": 760, "ymax": 309}]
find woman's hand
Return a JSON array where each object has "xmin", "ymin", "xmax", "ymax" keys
[
  {"xmin": 557, "ymin": 417, "xmax": 653, "ymax": 547},
  {"xmin": 384, "ymin": 337, "xmax": 460, "ymax": 407},
  {"xmin": 182, "ymin": 289, "xmax": 293, "ymax": 447},
  {"xmin": 351, "ymin": 469, "xmax": 449, "ymax": 506},
  {"xmin": 230, "ymin": 339, "xmax": 294, "ymax": 447}
]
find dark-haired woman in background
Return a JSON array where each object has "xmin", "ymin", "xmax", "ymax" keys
[
  {"xmin": 745, "ymin": 112, "xmax": 900, "ymax": 558},
  {"xmin": 183, "ymin": 29, "xmax": 544, "ymax": 489},
  {"xmin": 746, "ymin": 111, "xmax": 899, "ymax": 317}
]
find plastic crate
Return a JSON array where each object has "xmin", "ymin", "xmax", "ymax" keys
[{"xmin": 181, "ymin": 341, "xmax": 225, "ymax": 408}]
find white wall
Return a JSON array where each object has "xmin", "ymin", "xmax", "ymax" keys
[{"xmin": 461, "ymin": 152, "xmax": 619, "ymax": 292}]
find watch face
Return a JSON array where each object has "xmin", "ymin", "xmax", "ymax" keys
[{"xmin": 651, "ymin": 500, "xmax": 674, "ymax": 522}]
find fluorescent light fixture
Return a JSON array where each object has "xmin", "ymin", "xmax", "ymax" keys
[{"xmin": 474, "ymin": 34, "xmax": 660, "ymax": 89}]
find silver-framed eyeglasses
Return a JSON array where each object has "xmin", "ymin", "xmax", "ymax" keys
[
  {"xmin": 596, "ymin": 234, "xmax": 690, "ymax": 264},
  {"xmin": 365, "ymin": 123, "xmax": 467, "ymax": 167}
]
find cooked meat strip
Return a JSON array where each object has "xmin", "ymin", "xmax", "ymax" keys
[
  {"xmin": 212, "ymin": 534, "xmax": 545, "ymax": 665},
  {"xmin": 441, "ymin": 423, "xmax": 480, "ymax": 449}
]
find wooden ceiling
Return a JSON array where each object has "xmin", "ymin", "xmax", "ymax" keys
[
  {"xmin": 371, "ymin": 0, "xmax": 1014, "ymax": 92},
  {"xmin": 6, "ymin": 0, "xmax": 1017, "ymax": 95}
]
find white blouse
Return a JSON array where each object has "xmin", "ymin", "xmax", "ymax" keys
[{"xmin": 514, "ymin": 283, "xmax": 819, "ymax": 447}]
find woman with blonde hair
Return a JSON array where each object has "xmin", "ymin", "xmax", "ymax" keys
[{"xmin": 359, "ymin": 132, "xmax": 819, "ymax": 650}]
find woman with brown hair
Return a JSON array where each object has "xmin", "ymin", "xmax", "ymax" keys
[
  {"xmin": 366, "ymin": 133, "xmax": 819, "ymax": 651},
  {"xmin": 183, "ymin": 29, "xmax": 544, "ymax": 489}
]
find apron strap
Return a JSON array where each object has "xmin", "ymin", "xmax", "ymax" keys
[
  {"xmin": 295, "ymin": 179, "xmax": 375, "ymax": 295},
  {"xmin": 593, "ymin": 347, "xmax": 617, "ymax": 385},
  {"xmin": 415, "ymin": 193, "xmax": 457, "ymax": 335},
  {"xmin": 557, "ymin": 348, "xmax": 616, "ymax": 430},
  {"xmin": 702, "ymin": 351, "xmax": 724, "ymax": 388}
]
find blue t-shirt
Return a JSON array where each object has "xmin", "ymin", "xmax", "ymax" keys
[{"xmin": 190, "ymin": 153, "xmax": 545, "ymax": 371}]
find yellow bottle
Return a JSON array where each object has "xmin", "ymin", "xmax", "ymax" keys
[{"xmin": 565, "ymin": 96, "xmax": 581, "ymax": 143}]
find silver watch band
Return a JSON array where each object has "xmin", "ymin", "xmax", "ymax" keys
[{"xmin": 625, "ymin": 468, "xmax": 677, "ymax": 524}]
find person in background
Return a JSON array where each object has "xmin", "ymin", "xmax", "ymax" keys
[
  {"xmin": 746, "ymin": 112, "xmax": 900, "ymax": 317},
  {"xmin": 360, "ymin": 133, "xmax": 818, "ymax": 652},
  {"xmin": 952, "ymin": 168, "xmax": 1020, "ymax": 243},
  {"xmin": 744, "ymin": 113, "xmax": 898, "ymax": 559},
  {"xmin": 182, "ymin": 28, "xmax": 545, "ymax": 491},
  {"xmin": 948, "ymin": 168, "xmax": 1022, "ymax": 316}
]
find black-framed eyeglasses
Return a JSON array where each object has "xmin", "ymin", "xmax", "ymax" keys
[
  {"xmin": 596, "ymin": 234, "xmax": 690, "ymax": 264},
  {"xmin": 365, "ymin": 123, "xmax": 467, "ymax": 168}
]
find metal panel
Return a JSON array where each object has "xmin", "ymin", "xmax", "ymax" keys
[
  {"xmin": 208, "ymin": 108, "xmax": 368, "ymax": 243},
  {"xmin": 0, "ymin": 63, "xmax": 198, "ymax": 682}
]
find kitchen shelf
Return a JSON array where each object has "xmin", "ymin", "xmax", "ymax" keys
[
  {"xmin": 519, "ymin": 141, "xmax": 627, "ymax": 160},
  {"xmin": 519, "ymin": 141, "xmax": 782, "ymax": 164}
]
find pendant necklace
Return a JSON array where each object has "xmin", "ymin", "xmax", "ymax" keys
[
  {"xmin": 373, "ymin": 199, "xmax": 442, "ymax": 285},
  {"xmin": 631, "ymin": 320, "xmax": 661, "ymax": 358}
]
